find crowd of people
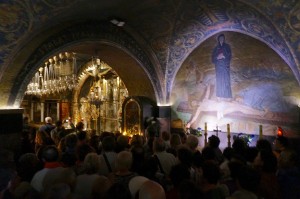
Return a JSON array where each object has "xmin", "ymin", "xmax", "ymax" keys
[{"xmin": 1, "ymin": 116, "xmax": 300, "ymax": 199}]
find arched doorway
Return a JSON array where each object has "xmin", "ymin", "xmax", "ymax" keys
[
  {"xmin": 7, "ymin": 21, "xmax": 160, "ymax": 109},
  {"xmin": 12, "ymin": 20, "xmax": 159, "ymax": 134},
  {"xmin": 22, "ymin": 52, "xmax": 128, "ymax": 134}
]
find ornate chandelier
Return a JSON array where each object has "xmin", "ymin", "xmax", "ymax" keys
[
  {"xmin": 25, "ymin": 52, "xmax": 77, "ymax": 96},
  {"xmin": 79, "ymin": 57, "xmax": 109, "ymax": 131}
]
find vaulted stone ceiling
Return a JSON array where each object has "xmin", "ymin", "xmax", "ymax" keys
[{"xmin": 0, "ymin": 0, "xmax": 300, "ymax": 107}]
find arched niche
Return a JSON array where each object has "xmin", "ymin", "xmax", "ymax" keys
[
  {"xmin": 165, "ymin": 0, "xmax": 300, "ymax": 102},
  {"xmin": 171, "ymin": 32, "xmax": 300, "ymax": 136},
  {"xmin": 7, "ymin": 21, "xmax": 160, "ymax": 108}
]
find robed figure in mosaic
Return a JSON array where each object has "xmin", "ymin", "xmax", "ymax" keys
[{"xmin": 212, "ymin": 34, "xmax": 232, "ymax": 99}]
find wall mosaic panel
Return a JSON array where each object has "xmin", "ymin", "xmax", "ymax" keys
[
  {"xmin": 166, "ymin": 0, "xmax": 299, "ymax": 102},
  {"xmin": 171, "ymin": 32, "xmax": 300, "ymax": 136}
]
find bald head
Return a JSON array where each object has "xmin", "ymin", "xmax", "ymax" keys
[
  {"xmin": 116, "ymin": 151, "xmax": 132, "ymax": 171},
  {"xmin": 139, "ymin": 180, "xmax": 165, "ymax": 199}
]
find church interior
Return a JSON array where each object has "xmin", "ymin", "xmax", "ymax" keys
[
  {"xmin": 1, "ymin": 0, "xmax": 300, "ymax": 198},
  {"xmin": 1, "ymin": 0, "xmax": 300, "ymax": 148}
]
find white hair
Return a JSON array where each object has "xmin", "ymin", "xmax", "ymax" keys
[{"xmin": 45, "ymin": 117, "xmax": 52, "ymax": 123}]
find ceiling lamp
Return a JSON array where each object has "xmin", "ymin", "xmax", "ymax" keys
[
  {"xmin": 86, "ymin": 57, "xmax": 111, "ymax": 104},
  {"xmin": 25, "ymin": 52, "xmax": 77, "ymax": 96},
  {"xmin": 110, "ymin": 18, "xmax": 125, "ymax": 27}
]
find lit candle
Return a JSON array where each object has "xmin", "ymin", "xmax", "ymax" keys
[
  {"xmin": 204, "ymin": 122, "xmax": 208, "ymax": 146},
  {"xmin": 259, "ymin": 125, "xmax": 263, "ymax": 139},
  {"xmin": 103, "ymin": 79, "xmax": 107, "ymax": 99},
  {"xmin": 227, "ymin": 124, "xmax": 230, "ymax": 136}
]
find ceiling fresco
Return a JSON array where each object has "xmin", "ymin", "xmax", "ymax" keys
[
  {"xmin": 0, "ymin": 0, "xmax": 300, "ymax": 106},
  {"xmin": 0, "ymin": 0, "xmax": 81, "ymax": 73}
]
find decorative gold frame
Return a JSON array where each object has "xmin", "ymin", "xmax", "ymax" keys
[{"xmin": 123, "ymin": 98, "xmax": 141, "ymax": 135}]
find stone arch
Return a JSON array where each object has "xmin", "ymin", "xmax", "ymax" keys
[
  {"xmin": 166, "ymin": 0, "xmax": 299, "ymax": 102},
  {"xmin": 8, "ymin": 20, "xmax": 162, "ymax": 107}
]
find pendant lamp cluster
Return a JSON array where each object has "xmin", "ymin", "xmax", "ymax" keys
[{"xmin": 25, "ymin": 52, "xmax": 77, "ymax": 96}]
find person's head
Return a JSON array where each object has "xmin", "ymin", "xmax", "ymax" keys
[
  {"xmin": 17, "ymin": 153, "xmax": 41, "ymax": 182},
  {"xmin": 61, "ymin": 152, "xmax": 77, "ymax": 167},
  {"xmin": 222, "ymin": 147, "xmax": 234, "ymax": 161},
  {"xmin": 278, "ymin": 149, "xmax": 298, "ymax": 169},
  {"xmin": 45, "ymin": 117, "xmax": 52, "ymax": 124},
  {"xmin": 256, "ymin": 139, "xmax": 273, "ymax": 153},
  {"xmin": 130, "ymin": 135, "xmax": 144, "ymax": 147},
  {"xmin": 55, "ymin": 120, "xmax": 63, "ymax": 128},
  {"xmin": 170, "ymin": 163, "xmax": 190, "ymax": 188},
  {"xmin": 76, "ymin": 143, "xmax": 95, "ymax": 162},
  {"xmin": 116, "ymin": 135, "xmax": 129, "ymax": 151},
  {"xmin": 254, "ymin": 149, "xmax": 277, "ymax": 173},
  {"xmin": 170, "ymin": 133, "xmax": 182, "ymax": 148},
  {"xmin": 177, "ymin": 146, "xmax": 194, "ymax": 167},
  {"xmin": 64, "ymin": 133, "xmax": 78, "ymax": 149},
  {"xmin": 89, "ymin": 135, "xmax": 101, "ymax": 152},
  {"xmin": 202, "ymin": 161, "xmax": 221, "ymax": 185},
  {"xmin": 218, "ymin": 34, "xmax": 225, "ymax": 45},
  {"xmin": 153, "ymin": 138, "xmax": 166, "ymax": 153},
  {"xmin": 201, "ymin": 146, "xmax": 216, "ymax": 162},
  {"xmin": 44, "ymin": 183, "xmax": 71, "ymax": 199},
  {"xmin": 228, "ymin": 161, "xmax": 244, "ymax": 180},
  {"xmin": 100, "ymin": 131, "xmax": 112, "ymax": 141},
  {"xmin": 0, "ymin": 149, "xmax": 15, "ymax": 169},
  {"xmin": 208, "ymin": 135, "xmax": 220, "ymax": 148},
  {"xmin": 131, "ymin": 145, "xmax": 145, "ymax": 162},
  {"xmin": 116, "ymin": 151, "xmax": 133, "ymax": 171},
  {"xmin": 76, "ymin": 122, "xmax": 84, "ymax": 131},
  {"xmin": 186, "ymin": 135, "xmax": 199, "ymax": 151},
  {"xmin": 274, "ymin": 136, "xmax": 289, "ymax": 151},
  {"xmin": 23, "ymin": 116, "xmax": 29, "ymax": 123},
  {"xmin": 130, "ymin": 146, "xmax": 145, "ymax": 174},
  {"xmin": 128, "ymin": 176, "xmax": 149, "ymax": 198},
  {"xmin": 245, "ymin": 147, "xmax": 259, "ymax": 164},
  {"xmin": 42, "ymin": 145, "xmax": 59, "ymax": 162},
  {"xmin": 76, "ymin": 131, "xmax": 87, "ymax": 143},
  {"xmin": 83, "ymin": 152, "xmax": 101, "ymax": 174},
  {"xmin": 179, "ymin": 131, "xmax": 187, "ymax": 144},
  {"xmin": 146, "ymin": 124, "xmax": 158, "ymax": 139},
  {"xmin": 35, "ymin": 130, "xmax": 50, "ymax": 145},
  {"xmin": 138, "ymin": 180, "xmax": 165, "ymax": 199},
  {"xmin": 232, "ymin": 137, "xmax": 247, "ymax": 154},
  {"xmin": 236, "ymin": 165, "xmax": 260, "ymax": 193},
  {"xmin": 102, "ymin": 136, "xmax": 116, "ymax": 152},
  {"xmin": 161, "ymin": 131, "xmax": 170, "ymax": 141}
]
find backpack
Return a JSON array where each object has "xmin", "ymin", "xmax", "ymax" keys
[{"xmin": 112, "ymin": 172, "xmax": 138, "ymax": 197}]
